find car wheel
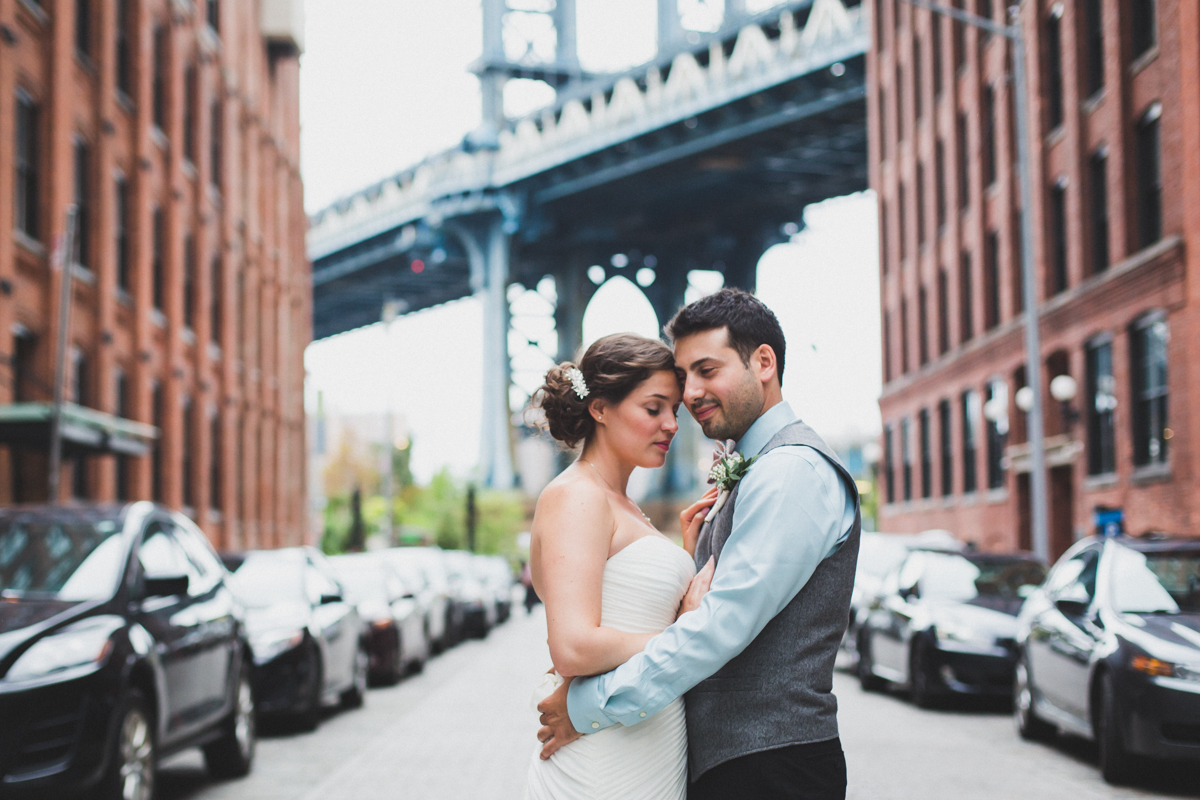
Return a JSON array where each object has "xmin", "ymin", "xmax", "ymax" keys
[
  {"xmin": 341, "ymin": 645, "xmax": 369, "ymax": 709},
  {"xmin": 1098, "ymin": 670, "xmax": 1138, "ymax": 785},
  {"xmin": 909, "ymin": 637, "xmax": 940, "ymax": 709},
  {"xmin": 1013, "ymin": 653, "xmax": 1054, "ymax": 741},
  {"xmin": 97, "ymin": 689, "xmax": 156, "ymax": 800},
  {"xmin": 856, "ymin": 629, "xmax": 886, "ymax": 692},
  {"xmin": 204, "ymin": 661, "xmax": 256, "ymax": 779},
  {"xmin": 295, "ymin": 645, "xmax": 324, "ymax": 732}
]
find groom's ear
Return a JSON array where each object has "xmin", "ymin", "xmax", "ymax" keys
[{"xmin": 754, "ymin": 344, "xmax": 779, "ymax": 385}]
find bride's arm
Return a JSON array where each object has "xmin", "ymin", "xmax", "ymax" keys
[{"xmin": 531, "ymin": 481, "xmax": 656, "ymax": 678}]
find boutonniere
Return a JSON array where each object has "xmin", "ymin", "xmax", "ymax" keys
[{"xmin": 706, "ymin": 440, "xmax": 757, "ymax": 519}]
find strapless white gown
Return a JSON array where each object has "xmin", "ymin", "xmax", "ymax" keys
[{"xmin": 524, "ymin": 535, "xmax": 696, "ymax": 800}]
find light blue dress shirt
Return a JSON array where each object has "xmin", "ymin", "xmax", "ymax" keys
[{"xmin": 566, "ymin": 401, "xmax": 856, "ymax": 733}]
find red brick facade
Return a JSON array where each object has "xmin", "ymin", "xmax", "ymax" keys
[
  {"xmin": 870, "ymin": 0, "xmax": 1200, "ymax": 556},
  {"xmin": 0, "ymin": 0, "xmax": 310, "ymax": 549}
]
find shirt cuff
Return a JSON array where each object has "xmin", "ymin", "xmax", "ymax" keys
[{"xmin": 566, "ymin": 675, "xmax": 618, "ymax": 733}]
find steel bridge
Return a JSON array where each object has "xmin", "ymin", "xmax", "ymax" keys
[{"xmin": 307, "ymin": 0, "xmax": 870, "ymax": 491}]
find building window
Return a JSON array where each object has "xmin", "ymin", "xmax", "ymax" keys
[
  {"xmin": 1130, "ymin": 314, "xmax": 1169, "ymax": 467},
  {"xmin": 1089, "ymin": 150, "xmax": 1109, "ymax": 274},
  {"xmin": 210, "ymin": 412, "xmax": 222, "ymax": 510},
  {"xmin": 211, "ymin": 256, "xmax": 222, "ymax": 343},
  {"xmin": 1012, "ymin": 210, "xmax": 1025, "ymax": 314},
  {"xmin": 1132, "ymin": 0, "xmax": 1156, "ymax": 60},
  {"xmin": 985, "ymin": 379, "xmax": 1007, "ymax": 490},
  {"xmin": 874, "ymin": 0, "xmax": 884, "ymax": 52},
  {"xmin": 1136, "ymin": 104, "xmax": 1163, "ymax": 250},
  {"xmin": 152, "ymin": 384, "xmax": 164, "ymax": 502},
  {"xmin": 916, "ymin": 163, "xmax": 926, "ymax": 247},
  {"xmin": 919, "ymin": 408, "xmax": 932, "ymax": 499},
  {"xmin": 182, "ymin": 397, "xmax": 194, "ymax": 509},
  {"xmin": 1050, "ymin": 183, "xmax": 1068, "ymax": 293},
  {"xmin": 952, "ymin": 0, "xmax": 965, "ymax": 70},
  {"xmin": 931, "ymin": 13, "xmax": 943, "ymax": 97},
  {"xmin": 72, "ymin": 140, "xmax": 90, "ymax": 269},
  {"xmin": 900, "ymin": 296, "xmax": 910, "ymax": 374},
  {"xmin": 116, "ymin": 0, "xmax": 132, "ymax": 96},
  {"xmin": 883, "ymin": 309, "xmax": 892, "ymax": 383},
  {"xmin": 901, "ymin": 417, "xmax": 912, "ymax": 502},
  {"xmin": 115, "ymin": 371, "xmax": 131, "ymax": 500},
  {"xmin": 959, "ymin": 251, "xmax": 973, "ymax": 342},
  {"xmin": 984, "ymin": 231, "xmax": 1000, "ymax": 330},
  {"xmin": 1083, "ymin": 0, "xmax": 1104, "ymax": 97},
  {"xmin": 939, "ymin": 398, "xmax": 953, "ymax": 495},
  {"xmin": 183, "ymin": 65, "xmax": 197, "ymax": 164},
  {"xmin": 935, "ymin": 140, "xmax": 946, "ymax": 229},
  {"xmin": 1086, "ymin": 338, "xmax": 1116, "ymax": 476},
  {"xmin": 115, "ymin": 178, "xmax": 131, "ymax": 292},
  {"xmin": 957, "ymin": 113, "xmax": 970, "ymax": 210},
  {"xmin": 207, "ymin": 0, "xmax": 220, "ymax": 33},
  {"xmin": 184, "ymin": 235, "xmax": 196, "ymax": 330},
  {"xmin": 981, "ymin": 84, "xmax": 996, "ymax": 187},
  {"xmin": 877, "ymin": 86, "xmax": 888, "ymax": 163},
  {"xmin": 14, "ymin": 90, "xmax": 39, "ymax": 241},
  {"xmin": 884, "ymin": 425, "xmax": 895, "ymax": 504},
  {"xmin": 961, "ymin": 389, "xmax": 978, "ymax": 493},
  {"xmin": 75, "ymin": 0, "xmax": 90, "ymax": 58},
  {"xmin": 912, "ymin": 37, "xmax": 923, "ymax": 121},
  {"xmin": 898, "ymin": 183, "xmax": 907, "ymax": 261},
  {"xmin": 153, "ymin": 26, "xmax": 168, "ymax": 131},
  {"xmin": 880, "ymin": 198, "xmax": 889, "ymax": 273},
  {"xmin": 1044, "ymin": 10, "xmax": 1064, "ymax": 131},
  {"xmin": 896, "ymin": 63, "xmax": 905, "ymax": 142},
  {"xmin": 210, "ymin": 101, "xmax": 223, "ymax": 190},
  {"xmin": 918, "ymin": 284, "xmax": 929, "ymax": 366},
  {"xmin": 152, "ymin": 209, "xmax": 165, "ymax": 311},
  {"xmin": 937, "ymin": 268, "xmax": 950, "ymax": 354},
  {"xmin": 978, "ymin": 0, "xmax": 993, "ymax": 23}
]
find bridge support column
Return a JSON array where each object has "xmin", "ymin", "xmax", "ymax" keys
[{"xmin": 646, "ymin": 265, "xmax": 698, "ymax": 501}]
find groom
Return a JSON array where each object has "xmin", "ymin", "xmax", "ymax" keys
[{"xmin": 537, "ymin": 288, "xmax": 861, "ymax": 800}]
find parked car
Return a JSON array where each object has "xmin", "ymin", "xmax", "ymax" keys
[
  {"xmin": 0, "ymin": 502, "xmax": 255, "ymax": 799},
  {"xmin": 475, "ymin": 554, "xmax": 515, "ymax": 625},
  {"xmin": 329, "ymin": 553, "xmax": 428, "ymax": 683},
  {"xmin": 228, "ymin": 547, "xmax": 368, "ymax": 730},
  {"xmin": 1014, "ymin": 534, "xmax": 1200, "ymax": 785},
  {"xmin": 842, "ymin": 530, "xmax": 965, "ymax": 660},
  {"xmin": 381, "ymin": 547, "xmax": 452, "ymax": 652},
  {"xmin": 856, "ymin": 547, "xmax": 1046, "ymax": 706},
  {"xmin": 442, "ymin": 550, "xmax": 495, "ymax": 638}
]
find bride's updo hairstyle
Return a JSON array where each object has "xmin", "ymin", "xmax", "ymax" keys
[{"xmin": 533, "ymin": 333, "xmax": 677, "ymax": 449}]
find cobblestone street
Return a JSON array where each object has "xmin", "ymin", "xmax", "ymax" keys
[{"xmin": 160, "ymin": 608, "xmax": 1198, "ymax": 800}]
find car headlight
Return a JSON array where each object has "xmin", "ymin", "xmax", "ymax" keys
[
  {"xmin": 5, "ymin": 617, "xmax": 122, "ymax": 682},
  {"xmin": 251, "ymin": 629, "xmax": 305, "ymax": 664},
  {"xmin": 1132, "ymin": 655, "xmax": 1200, "ymax": 682}
]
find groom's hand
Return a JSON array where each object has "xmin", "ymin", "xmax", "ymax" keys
[{"xmin": 536, "ymin": 676, "xmax": 580, "ymax": 759}]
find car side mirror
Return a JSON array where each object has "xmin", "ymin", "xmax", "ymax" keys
[
  {"xmin": 319, "ymin": 593, "xmax": 343, "ymax": 605},
  {"xmin": 1055, "ymin": 598, "xmax": 1089, "ymax": 618},
  {"xmin": 144, "ymin": 574, "xmax": 189, "ymax": 598}
]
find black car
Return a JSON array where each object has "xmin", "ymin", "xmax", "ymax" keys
[
  {"xmin": 0, "ymin": 502, "xmax": 255, "ymax": 799},
  {"xmin": 856, "ymin": 548, "xmax": 1047, "ymax": 706},
  {"xmin": 228, "ymin": 547, "xmax": 368, "ymax": 730},
  {"xmin": 1014, "ymin": 534, "xmax": 1200, "ymax": 785}
]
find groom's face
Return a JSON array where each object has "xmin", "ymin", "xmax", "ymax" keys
[{"xmin": 673, "ymin": 327, "xmax": 765, "ymax": 443}]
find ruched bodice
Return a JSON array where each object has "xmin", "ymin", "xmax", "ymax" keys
[{"xmin": 524, "ymin": 535, "xmax": 695, "ymax": 800}]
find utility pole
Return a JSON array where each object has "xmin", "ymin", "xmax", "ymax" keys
[
  {"xmin": 48, "ymin": 206, "xmax": 78, "ymax": 504},
  {"xmin": 466, "ymin": 484, "xmax": 478, "ymax": 553},
  {"xmin": 899, "ymin": 0, "xmax": 1049, "ymax": 561},
  {"xmin": 381, "ymin": 300, "xmax": 402, "ymax": 546}
]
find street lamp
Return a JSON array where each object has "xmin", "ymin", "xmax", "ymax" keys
[{"xmin": 899, "ymin": 0, "xmax": 1050, "ymax": 562}]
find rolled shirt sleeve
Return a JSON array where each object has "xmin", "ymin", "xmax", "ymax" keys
[{"xmin": 566, "ymin": 445, "xmax": 853, "ymax": 733}]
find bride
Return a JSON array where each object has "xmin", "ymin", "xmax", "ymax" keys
[{"xmin": 523, "ymin": 333, "xmax": 716, "ymax": 800}]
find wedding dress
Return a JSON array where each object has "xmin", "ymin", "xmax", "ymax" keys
[{"xmin": 524, "ymin": 535, "xmax": 695, "ymax": 800}]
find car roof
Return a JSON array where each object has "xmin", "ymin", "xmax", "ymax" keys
[
  {"xmin": 1110, "ymin": 534, "xmax": 1200, "ymax": 553},
  {"xmin": 908, "ymin": 547, "xmax": 1043, "ymax": 563}
]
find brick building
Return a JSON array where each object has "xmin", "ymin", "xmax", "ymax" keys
[
  {"xmin": 871, "ymin": 0, "xmax": 1200, "ymax": 556},
  {"xmin": 0, "ymin": 0, "xmax": 310, "ymax": 549}
]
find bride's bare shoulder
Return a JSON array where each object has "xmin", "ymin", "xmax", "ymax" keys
[{"xmin": 535, "ymin": 469, "xmax": 611, "ymax": 521}]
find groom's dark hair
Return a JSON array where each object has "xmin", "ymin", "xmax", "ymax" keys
[{"xmin": 665, "ymin": 288, "xmax": 787, "ymax": 387}]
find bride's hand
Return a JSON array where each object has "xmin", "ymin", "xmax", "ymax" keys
[
  {"xmin": 677, "ymin": 556, "xmax": 715, "ymax": 618},
  {"xmin": 680, "ymin": 486, "xmax": 719, "ymax": 557}
]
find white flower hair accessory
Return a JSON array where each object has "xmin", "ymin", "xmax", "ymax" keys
[{"xmin": 565, "ymin": 367, "xmax": 589, "ymax": 399}]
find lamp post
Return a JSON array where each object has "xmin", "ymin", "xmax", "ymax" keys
[
  {"xmin": 899, "ymin": 0, "xmax": 1050, "ymax": 561},
  {"xmin": 381, "ymin": 299, "xmax": 404, "ymax": 547}
]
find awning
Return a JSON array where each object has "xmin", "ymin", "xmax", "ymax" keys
[{"xmin": 0, "ymin": 403, "xmax": 159, "ymax": 457}]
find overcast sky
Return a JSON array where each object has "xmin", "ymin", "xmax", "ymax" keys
[{"xmin": 299, "ymin": 0, "xmax": 881, "ymax": 483}]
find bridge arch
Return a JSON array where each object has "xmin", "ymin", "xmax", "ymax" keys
[{"xmin": 581, "ymin": 275, "xmax": 662, "ymax": 350}]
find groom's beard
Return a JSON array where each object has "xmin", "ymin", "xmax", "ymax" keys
[{"xmin": 692, "ymin": 374, "xmax": 764, "ymax": 442}]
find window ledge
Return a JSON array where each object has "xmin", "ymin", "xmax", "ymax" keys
[
  {"xmin": 116, "ymin": 288, "xmax": 134, "ymax": 307},
  {"xmin": 151, "ymin": 126, "xmax": 169, "ymax": 151},
  {"xmin": 1130, "ymin": 47, "xmax": 1159, "ymax": 77},
  {"xmin": 208, "ymin": 508, "xmax": 223, "ymax": 523},
  {"xmin": 1080, "ymin": 89, "xmax": 1106, "ymax": 115},
  {"xmin": 151, "ymin": 309, "xmax": 167, "ymax": 328},
  {"xmin": 1044, "ymin": 126, "xmax": 1066, "ymax": 148},
  {"xmin": 1083, "ymin": 473, "xmax": 1118, "ymax": 491},
  {"xmin": 13, "ymin": 230, "xmax": 45, "ymax": 257},
  {"xmin": 17, "ymin": 0, "xmax": 47, "ymax": 26},
  {"xmin": 71, "ymin": 264, "xmax": 96, "ymax": 285},
  {"xmin": 182, "ymin": 328, "xmax": 196, "ymax": 345},
  {"xmin": 984, "ymin": 488, "xmax": 1008, "ymax": 504},
  {"xmin": 182, "ymin": 160, "xmax": 197, "ymax": 181},
  {"xmin": 116, "ymin": 91, "xmax": 135, "ymax": 115},
  {"xmin": 1130, "ymin": 463, "xmax": 1172, "ymax": 486},
  {"xmin": 959, "ymin": 491, "xmax": 980, "ymax": 506},
  {"xmin": 207, "ymin": 342, "xmax": 222, "ymax": 362}
]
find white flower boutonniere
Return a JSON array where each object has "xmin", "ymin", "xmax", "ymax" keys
[{"xmin": 706, "ymin": 440, "xmax": 757, "ymax": 519}]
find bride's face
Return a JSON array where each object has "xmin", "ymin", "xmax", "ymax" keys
[{"xmin": 595, "ymin": 370, "xmax": 683, "ymax": 468}]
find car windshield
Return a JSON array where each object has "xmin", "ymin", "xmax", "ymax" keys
[
  {"xmin": 0, "ymin": 515, "xmax": 125, "ymax": 601},
  {"xmin": 232, "ymin": 555, "xmax": 305, "ymax": 608},
  {"xmin": 858, "ymin": 538, "xmax": 910, "ymax": 579},
  {"xmin": 331, "ymin": 564, "xmax": 389, "ymax": 604},
  {"xmin": 920, "ymin": 553, "xmax": 1046, "ymax": 602},
  {"xmin": 1111, "ymin": 546, "xmax": 1200, "ymax": 614}
]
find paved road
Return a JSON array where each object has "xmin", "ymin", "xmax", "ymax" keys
[{"xmin": 161, "ymin": 608, "xmax": 1198, "ymax": 800}]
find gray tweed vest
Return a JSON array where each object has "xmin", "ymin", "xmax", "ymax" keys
[{"xmin": 686, "ymin": 419, "xmax": 861, "ymax": 781}]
